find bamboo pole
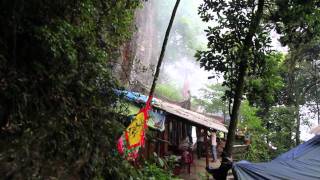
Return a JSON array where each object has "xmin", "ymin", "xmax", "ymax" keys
[{"xmin": 147, "ymin": 0, "xmax": 181, "ymax": 99}]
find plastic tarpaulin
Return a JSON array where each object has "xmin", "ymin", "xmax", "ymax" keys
[
  {"xmin": 233, "ymin": 135, "xmax": 320, "ymax": 180},
  {"xmin": 114, "ymin": 90, "xmax": 157, "ymax": 104}
]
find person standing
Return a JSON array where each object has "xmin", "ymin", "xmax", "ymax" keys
[{"xmin": 211, "ymin": 130, "xmax": 218, "ymax": 162}]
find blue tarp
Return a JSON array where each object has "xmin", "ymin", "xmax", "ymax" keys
[
  {"xmin": 114, "ymin": 90, "xmax": 157, "ymax": 104},
  {"xmin": 233, "ymin": 135, "xmax": 320, "ymax": 180}
]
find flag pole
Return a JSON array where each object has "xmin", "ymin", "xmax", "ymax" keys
[{"xmin": 147, "ymin": 0, "xmax": 181, "ymax": 101}]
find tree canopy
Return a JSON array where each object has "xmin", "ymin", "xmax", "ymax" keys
[{"xmin": 197, "ymin": 1, "xmax": 320, "ymax": 178}]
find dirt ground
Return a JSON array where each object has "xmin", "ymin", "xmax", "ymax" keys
[{"xmin": 178, "ymin": 152, "xmax": 233, "ymax": 180}]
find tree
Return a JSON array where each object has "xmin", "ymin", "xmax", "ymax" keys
[
  {"xmin": 197, "ymin": 0, "xmax": 267, "ymax": 161},
  {"xmin": 155, "ymin": 83, "xmax": 183, "ymax": 102},
  {"xmin": 246, "ymin": 53, "xmax": 284, "ymax": 108},
  {"xmin": 0, "ymin": 0, "xmax": 143, "ymax": 179},
  {"xmin": 284, "ymin": 58, "xmax": 307, "ymax": 145},
  {"xmin": 197, "ymin": 1, "xmax": 268, "ymax": 178},
  {"xmin": 272, "ymin": 0, "xmax": 320, "ymax": 50},
  {"xmin": 271, "ymin": 1, "xmax": 320, "ymax": 140},
  {"xmin": 274, "ymin": 34, "xmax": 320, "ymax": 145},
  {"xmin": 198, "ymin": 0, "xmax": 320, "ymax": 166}
]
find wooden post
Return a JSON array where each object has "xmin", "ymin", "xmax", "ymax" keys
[
  {"xmin": 205, "ymin": 128, "xmax": 209, "ymax": 168},
  {"xmin": 205, "ymin": 128, "xmax": 209, "ymax": 180},
  {"xmin": 164, "ymin": 121, "xmax": 168, "ymax": 154}
]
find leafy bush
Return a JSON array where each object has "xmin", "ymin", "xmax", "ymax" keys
[
  {"xmin": 148, "ymin": 153, "xmax": 180, "ymax": 174},
  {"xmin": 0, "ymin": 0, "xmax": 142, "ymax": 179},
  {"xmin": 140, "ymin": 163, "xmax": 174, "ymax": 180},
  {"xmin": 266, "ymin": 106, "xmax": 296, "ymax": 158},
  {"xmin": 140, "ymin": 160, "xmax": 181, "ymax": 180},
  {"xmin": 239, "ymin": 101, "xmax": 271, "ymax": 162},
  {"xmin": 238, "ymin": 102, "xmax": 298, "ymax": 162}
]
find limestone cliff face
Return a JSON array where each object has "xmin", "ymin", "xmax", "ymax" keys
[
  {"xmin": 113, "ymin": 1, "xmax": 158, "ymax": 92},
  {"xmin": 129, "ymin": 1, "xmax": 158, "ymax": 92}
]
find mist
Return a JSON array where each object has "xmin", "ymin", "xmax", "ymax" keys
[
  {"xmin": 130, "ymin": 1, "xmax": 314, "ymax": 142},
  {"xmin": 156, "ymin": 0, "xmax": 216, "ymax": 96},
  {"xmin": 130, "ymin": 0, "xmax": 218, "ymax": 97},
  {"xmin": 130, "ymin": 0, "xmax": 287, "ymax": 97}
]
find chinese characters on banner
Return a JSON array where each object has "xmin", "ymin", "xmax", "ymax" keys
[{"xmin": 117, "ymin": 97, "xmax": 152, "ymax": 160}]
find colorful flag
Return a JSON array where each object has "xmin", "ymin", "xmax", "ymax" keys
[{"xmin": 117, "ymin": 96, "xmax": 152, "ymax": 160}]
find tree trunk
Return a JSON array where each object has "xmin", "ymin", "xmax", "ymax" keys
[
  {"xmin": 295, "ymin": 102, "xmax": 300, "ymax": 145},
  {"xmin": 148, "ymin": 0, "xmax": 180, "ymax": 98},
  {"xmin": 314, "ymin": 62, "xmax": 320, "ymax": 124},
  {"xmin": 223, "ymin": 0, "xmax": 265, "ymax": 158},
  {"xmin": 316, "ymin": 99, "xmax": 320, "ymax": 125},
  {"xmin": 261, "ymin": 105, "xmax": 270, "ymax": 144},
  {"xmin": 223, "ymin": 61, "xmax": 247, "ymax": 157},
  {"xmin": 207, "ymin": 1, "xmax": 266, "ymax": 180}
]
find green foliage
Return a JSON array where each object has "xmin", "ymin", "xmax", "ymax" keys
[
  {"xmin": 239, "ymin": 101, "xmax": 270, "ymax": 162},
  {"xmin": 266, "ymin": 106, "xmax": 296, "ymax": 157},
  {"xmin": 0, "ymin": 0, "xmax": 142, "ymax": 179},
  {"xmin": 140, "ymin": 162, "xmax": 179, "ymax": 180},
  {"xmin": 272, "ymin": 0, "xmax": 320, "ymax": 49},
  {"xmin": 143, "ymin": 153, "xmax": 181, "ymax": 179},
  {"xmin": 196, "ymin": 0, "xmax": 320, "ymax": 163},
  {"xmin": 196, "ymin": 0, "xmax": 271, "ymax": 98},
  {"xmin": 281, "ymin": 50, "xmax": 320, "ymax": 106},
  {"xmin": 197, "ymin": 172, "xmax": 207, "ymax": 180},
  {"xmin": 247, "ymin": 53, "xmax": 285, "ymax": 107},
  {"xmin": 239, "ymin": 103, "xmax": 296, "ymax": 162},
  {"xmin": 128, "ymin": 103, "xmax": 141, "ymax": 114},
  {"xmin": 239, "ymin": 101, "xmax": 263, "ymax": 131},
  {"xmin": 243, "ymin": 136, "xmax": 271, "ymax": 162},
  {"xmin": 271, "ymin": 0, "xmax": 320, "ymax": 145},
  {"xmin": 155, "ymin": 83, "xmax": 183, "ymax": 101},
  {"xmin": 197, "ymin": 0, "xmax": 268, "ymax": 158},
  {"xmin": 193, "ymin": 83, "xmax": 228, "ymax": 114},
  {"xmin": 135, "ymin": 152, "xmax": 181, "ymax": 180}
]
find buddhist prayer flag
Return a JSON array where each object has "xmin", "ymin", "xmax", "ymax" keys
[{"xmin": 117, "ymin": 97, "xmax": 152, "ymax": 160}]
